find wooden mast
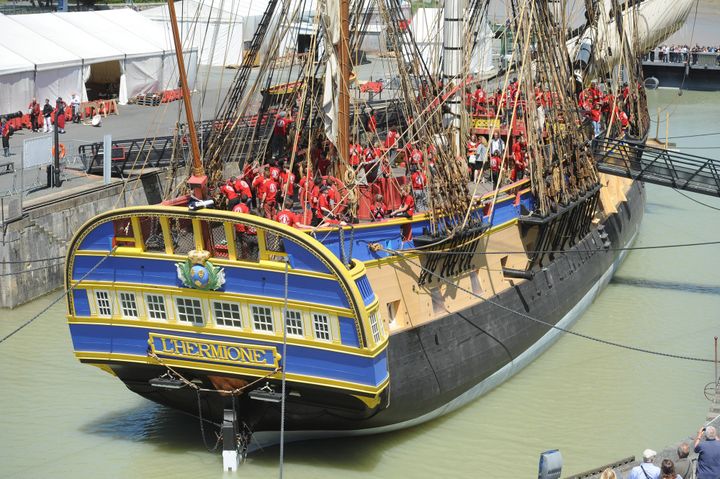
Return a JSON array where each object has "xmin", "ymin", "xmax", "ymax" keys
[
  {"xmin": 336, "ymin": 0, "xmax": 350, "ymax": 171},
  {"xmin": 167, "ymin": 0, "xmax": 207, "ymax": 200}
]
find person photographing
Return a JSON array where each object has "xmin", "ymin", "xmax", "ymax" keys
[{"xmin": 694, "ymin": 425, "xmax": 720, "ymax": 479}]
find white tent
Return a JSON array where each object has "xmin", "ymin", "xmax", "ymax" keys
[
  {"xmin": 0, "ymin": 9, "xmax": 197, "ymax": 115},
  {"xmin": 0, "ymin": 44, "xmax": 35, "ymax": 114},
  {"xmin": 143, "ymin": 0, "xmax": 265, "ymax": 67}
]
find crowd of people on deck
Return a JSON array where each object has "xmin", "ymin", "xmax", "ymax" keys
[
  {"xmin": 598, "ymin": 425, "xmax": 720, "ymax": 479},
  {"xmin": 644, "ymin": 45, "xmax": 720, "ymax": 65}
]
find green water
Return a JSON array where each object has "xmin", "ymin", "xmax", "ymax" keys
[{"xmin": 1, "ymin": 89, "xmax": 719, "ymax": 478}]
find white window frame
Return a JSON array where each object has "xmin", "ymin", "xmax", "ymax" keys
[
  {"xmin": 145, "ymin": 293, "xmax": 169, "ymax": 321},
  {"xmin": 312, "ymin": 312, "xmax": 332, "ymax": 342},
  {"xmin": 369, "ymin": 311, "xmax": 382, "ymax": 343},
  {"xmin": 284, "ymin": 309, "xmax": 304, "ymax": 337},
  {"xmin": 94, "ymin": 290, "xmax": 113, "ymax": 318},
  {"xmin": 118, "ymin": 291, "xmax": 139, "ymax": 319},
  {"xmin": 250, "ymin": 304, "xmax": 274, "ymax": 333},
  {"xmin": 175, "ymin": 296, "xmax": 205, "ymax": 326},
  {"xmin": 213, "ymin": 301, "xmax": 243, "ymax": 328}
]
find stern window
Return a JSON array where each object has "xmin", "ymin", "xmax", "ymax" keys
[
  {"xmin": 251, "ymin": 305, "xmax": 274, "ymax": 333},
  {"xmin": 369, "ymin": 311, "xmax": 381, "ymax": 343},
  {"xmin": 213, "ymin": 301, "xmax": 242, "ymax": 328},
  {"xmin": 145, "ymin": 294, "xmax": 168, "ymax": 320},
  {"xmin": 119, "ymin": 292, "xmax": 138, "ymax": 318},
  {"xmin": 312, "ymin": 312, "xmax": 332, "ymax": 341},
  {"xmin": 285, "ymin": 310, "xmax": 304, "ymax": 337},
  {"xmin": 175, "ymin": 297, "xmax": 204, "ymax": 325},
  {"xmin": 95, "ymin": 290, "xmax": 112, "ymax": 317}
]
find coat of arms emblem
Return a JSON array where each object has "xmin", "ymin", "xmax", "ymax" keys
[{"xmin": 176, "ymin": 250, "xmax": 226, "ymax": 290}]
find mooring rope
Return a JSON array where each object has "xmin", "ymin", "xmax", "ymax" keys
[
  {"xmin": 0, "ymin": 247, "xmax": 117, "ymax": 345},
  {"xmin": 279, "ymin": 259, "xmax": 290, "ymax": 479}
]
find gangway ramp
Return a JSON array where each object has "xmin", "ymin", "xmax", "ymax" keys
[{"xmin": 594, "ymin": 137, "xmax": 720, "ymax": 197}]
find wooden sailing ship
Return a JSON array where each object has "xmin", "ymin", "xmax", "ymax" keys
[{"xmin": 63, "ymin": 0, "xmax": 694, "ymax": 460}]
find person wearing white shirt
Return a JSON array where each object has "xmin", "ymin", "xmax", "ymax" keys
[
  {"xmin": 70, "ymin": 94, "xmax": 81, "ymax": 124},
  {"xmin": 627, "ymin": 449, "xmax": 661, "ymax": 479}
]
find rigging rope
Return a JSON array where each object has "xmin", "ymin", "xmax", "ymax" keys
[
  {"xmin": 381, "ymin": 248, "xmax": 715, "ymax": 363},
  {"xmin": 0, "ymin": 247, "xmax": 117, "ymax": 345}
]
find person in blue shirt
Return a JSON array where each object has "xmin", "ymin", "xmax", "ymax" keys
[
  {"xmin": 628, "ymin": 449, "xmax": 661, "ymax": 479},
  {"xmin": 695, "ymin": 425, "xmax": 720, "ymax": 479}
]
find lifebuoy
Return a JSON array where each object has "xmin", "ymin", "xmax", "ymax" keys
[{"xmin": 51, "ymin": 143, "xmax": 66, "ymax": 159}]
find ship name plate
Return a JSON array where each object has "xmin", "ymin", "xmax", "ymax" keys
[{"xmin": 149, "ymin": 333, "xmax": 279, "ymax": 368}]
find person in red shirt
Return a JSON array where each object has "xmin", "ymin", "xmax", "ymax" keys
[
  {"xmin": 275, "ymin": 200, "xmax": 298, "ymax": 227},
  {"xmin": 232, "ymin": 195, "xmax": 259, "ymax": 260},
  {"xmin": 390, "ymin": 185, "xmax": 415, "ymax": 218},
  {"xmin": 384, "ymin": 127, "xmax": 399, "ymax": 165},
  {"xmin": 260, "ymin": 169, "xmax": 279, "ymax": 219},
  {"xmin": 489, "ymin": 150, "xmax": 502, "ymax": 186},
  {"xmin": 511, "ymin": 135, "xmax": 527, "ymax": 181},
  {"xmin": 371, "ymin": 194, "xmax": 387, "ymax": 221},
  {"xmin": 272, "ymin": 111, "xmax": 289, "ymax": 156},
  {"xmin": 220, "ymin": 178, "xmax": 239, "ymax": 208},
  {"xmin": 473, "ymin": 85, "xmax": 487, "ymax": 115},
  {"xmin": 269, "ymin": 161, "xmax": 281, "ymax": 182},
  {"xmin": 312, "ymin": 186, "xmax": 335, "ymax": 227},
  {"xmin": 410, "ymin": 164, "xmax": 428, "ymax": 211},
  {"xmin": 55, "ymin": 97, "xmax": 67, "ymax": 134},
  {"xmin": 233, "ymin": 176, "xmax": 252, "ymax": 203},
  {"xmin": 1, "ymin": 118, "xmax": 11, "ymax": 158},
  {"xmin": 279, "ymin": 164, "xmax": 296, "ymax": 201},
  {"xmin": 28, "ymin": 98, "xmax": 41, "ymax": 132}
]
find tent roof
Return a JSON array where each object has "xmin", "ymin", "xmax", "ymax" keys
[
  {"xmin": 10, "ymin": 13, "xmax": 125, "ymax": 64},
  {"xmin": 0, "ymin": 13, "xmax": 82, "ymax": 71},
  {"xmin": 94, "ymin": 8, "xmax": 177, "ymax": 52},
  {"xmin": 53, "ymin": 10, "xmax": 168, "ymax": 57},
  {"xmin": 0, "ymin": 43, "xmax": 35, "ymax": 75},
  {"xmin": 142, "ymin": 0, "xmax": 267, "ymax": 23}
]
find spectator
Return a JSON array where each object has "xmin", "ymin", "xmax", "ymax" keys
[
  {"xmin": 389, "ymin": 185, "xmax": 414, "ymax": 218},
  {"xmin": 673, "ymin": 443, "xmax": 692, "ymax": 479},
  {"xmin": 489, "ymin": 131, "xmax": 505, "ymax": 158},
  {"xmin": 473, "ymin": 136, "xmax": 488, "ymax": 183},
  {"xmin": 628, "ymin": 449, "xmax": 660, "ymax": 479},
  {"xmin": 694, "ymin": 425, "xmax": 720, "ymax": 479},
  {"xmin": 659, "ymin": 459, "xmax": 681, "ymax": 479},
  {"xmin": 28, "ymin": 98, "xmax": 40, "ymax": 132},
  {"xmin": 409, "ymin": 164, "xmax": 428, "ymax": 212},
  {"xmin": 55, "ymin": 97, "xmax": 66, "ymax": 134},
  {"xmin": 71, "ymin": 93, "xmax": 81, "ymax": 123},
  {"xmin": 599, "ymin": 468, "xmax": 621, "ymax": 479},
  {"xmin": 1, "ymin": 117, "xmax": 11, "ymax": 157},
  {"xmin": 42, "ymin": 99, "xmax": 53, "ymax": 133}
]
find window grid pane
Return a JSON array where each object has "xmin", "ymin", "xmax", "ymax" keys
[
  {"xmin": 312, "ymin": 313, "xmax": 331, "ymax": 341},
  {"xmin": 95, "ymin": 291, "xmax": 112, "ymax": 317},
  {"xmin": 119, "ymin": 292, "xmax": 138, "ymax": 318},
  {"xmin": 285, "ymin": 310, "xmax": 304, "ymax": 336},
  {"xmin": 146, "ymin": 294, "xmax": 167, "ymax": 320},
  {"xmin": 214, "ymin": 301, "xmax": 242, "ymax": 328},
  {"xmin": 176, "ymin": 297, "xmax": 204, "ymax": 325},
  {"xmin": 369, "ymin": 312, "xmax": 381, "ymax": 343},
  {"xmin": 251, "ymin": 305, "xmax": 274, "ymax": 332}
]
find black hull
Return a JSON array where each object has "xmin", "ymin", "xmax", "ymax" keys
[
  {"xmin": 113, "ymin": 180, "xmax": 645, "ymax": 439},
  {"xmin": 642, "ymin": 62, "xmax": 720, "ymax": 91}
]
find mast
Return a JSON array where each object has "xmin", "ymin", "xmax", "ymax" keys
[
  {"xmin": 167, "ymin": 0, "xmax": 207, "ymax": 200},
  {"xmin": 336, "ymin": 0, "xmax": 351, "ymax": 169},
  {"xmin": 443, "ymin": 0, "xmax": 464, "ymax": 155}
]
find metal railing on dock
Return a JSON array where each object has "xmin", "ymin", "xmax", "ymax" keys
[{"xmin": 593, "ymin": 137, "xmax": 720, "ymax": 198}]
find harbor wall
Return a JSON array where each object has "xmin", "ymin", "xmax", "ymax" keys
[{"xmin": 0, "ymin": 170, "xmax": 170, "ymax": 309}]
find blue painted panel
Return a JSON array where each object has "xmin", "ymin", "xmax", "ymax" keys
[
  {"xmin": 68, "ymin": 324, "xmax": 388, "ymax": 387},
  {"xmin": 338, "ymin": 316, "xmax": 360, "ymax": 347},
  {"xmin": 283, "ymin": 240, "xmax": 329, "ymax": 273},
  {"xmin": 73, "ymin": 290, "xmax": 91, "ymax": 316},
  {"xmin": 69, "ymin": 323, "xmax": 111, "ymax": 352},
  {"xmin": 79, "ymin": 221, "xmax": 114, "ymax": 251},
  {"xmin": 72, "ymin": 256, "xmax": 349, "ymax": 308},
  {"xmin": 354, "ymin": 276, "xmax": 375, "ymax": 306}
]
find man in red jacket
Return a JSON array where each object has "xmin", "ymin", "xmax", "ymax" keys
[{"xmin": 28, "ymin": 98, "xmax": 41, "ymax": 132}]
